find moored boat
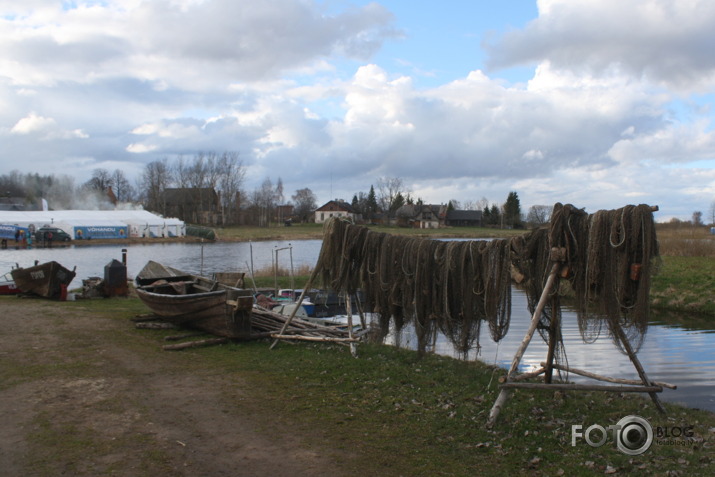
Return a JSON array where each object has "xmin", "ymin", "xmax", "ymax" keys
[{"xmin": 10, "ymin": 261, "xmax": 76, "ymax": 299}]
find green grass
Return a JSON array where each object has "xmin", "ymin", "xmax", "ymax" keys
[
  {"xmin": 650, "ymin": 256, "xmax": 715, "ymax": 315},
  {"xmin": 182, "ymin": 338, "xmax": 715, "ymax": 476}
]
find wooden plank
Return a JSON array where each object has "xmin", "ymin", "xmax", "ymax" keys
[
  {"xmin": 270, "ymin": 334, "xmax": 361, "ymax": 343},
  {"xmin": 499, "ymin": 383, "xmax": 663, "ymax": 393},
  {"xmin": 540, "ymin": 362, "xmax": 677, "ymax": 390},
  {"xmin": 162, "ymin": 338, "xmax": 228, "ymax": 351}
]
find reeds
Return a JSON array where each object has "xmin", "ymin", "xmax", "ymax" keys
[{"xmin": 656, "ymin": 225, "xmax": 715, "ymax": 257}]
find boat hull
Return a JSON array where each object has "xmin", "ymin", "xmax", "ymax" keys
[
  {"xmin": 10, "ymin": 261, "xmax": 76, "ymax": 299},
  {"xmin": 136, "ymin": 280, "xmax": 254, "ymax": 339}
]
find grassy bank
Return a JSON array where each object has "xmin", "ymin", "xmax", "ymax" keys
[
  {"xmin": 651, "ymin": 256, "xmax": 715, "ymax": 316},
  {"xmin": 217, "ymin": 343, "xmax": 710, "ymax": 477},
  {"xmin": 14, "ymin": 296, "xmax": 714, "ymax": 476}
]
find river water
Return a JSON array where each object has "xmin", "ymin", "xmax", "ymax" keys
[{"xmin": 2, "ymin": 239, "xmax": 713, "ymax": 413}]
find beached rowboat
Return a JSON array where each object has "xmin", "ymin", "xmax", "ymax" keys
[
  {"xmin": 135, "ymin": 263, "xmax": 254, "ymax": 339},
  {"xmin": 10, "ymin": 261, "xmax": 76, "ymax": 299}
]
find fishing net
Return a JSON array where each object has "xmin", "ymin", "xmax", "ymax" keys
[
  {"xmin": 312, "ymin": 218, "xmax": 515, "ymax": 356},
  {"xmin": 513, "ymin": 203, "xmax": 659, "ymax": 360},
  {"xmin": 313, "ymin": 202, "xmax": 658, "ymax": 360}
]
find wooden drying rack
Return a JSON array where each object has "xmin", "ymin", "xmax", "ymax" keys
[{"xmin": 487, "ymin": 205, "xmax": 676, "ymax": 426}]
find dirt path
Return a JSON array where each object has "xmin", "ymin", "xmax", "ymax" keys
[{"xmin": 0, "ymin": 299, "xmax": 346, "ymax": 477}]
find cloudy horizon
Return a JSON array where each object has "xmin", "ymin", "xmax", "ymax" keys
[{"xmin": 2, "ymin": 0, "xmax": 714, "ymax": 221}]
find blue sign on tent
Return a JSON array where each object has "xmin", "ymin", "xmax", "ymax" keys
[
  {"xmin": 0, "ymin": 224, "xmax": 30, "ymax": 241},
  {"xmin": 74, "ymin": 225, "xmax": 128, "ymax": 240}
]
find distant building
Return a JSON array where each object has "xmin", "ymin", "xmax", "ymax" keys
[
  {"xmin": 446, "ymin": 209, "xmax": 483, "ymax": 227},
  {"xmin": 395, "ymin": 204, "xmax": 448, "ymax": 228},
  {"xmin": 275, "ymin": 204, "xmax": 294, "ymax": 223},
  {"xmin": 315, "ymin": 200, "xmax": 357, "ymax": 224},
  {"xmin": 162, "ymin": 188, "xmax": 221, "ymax": 226}
]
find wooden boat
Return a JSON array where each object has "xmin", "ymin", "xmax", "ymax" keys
[
  {"xmin": 135, "ymin": 263, "xmax": 254, "ymax": 339},
  {"xmin": 135, "ymin": 260, "xmax": 192, "ymax": 286},
  {"xmin": 10, "ymin": 261, "xmax": 76, "ymax": 299}
]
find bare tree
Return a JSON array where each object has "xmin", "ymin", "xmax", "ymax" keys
[
  {"xmin": 138, "ymin": 159, "xmax": 172, "ymax": 214},
  {"xmin": 709, "ymin": 200, "xmax": 715, "ymax": 226},
  {"xmin": 526, "ymin": 205, "xmax": 551, "ymax": 227},
  {"xmin": 292, "ymin": 188, "xmax": 317, "ymax": 223},
  {"xmin": 462, "ymin": 200, "xmax": 479, "ymax": 210},
  {"xmin": 216, "ymin": 152, "xmax": 245, "ymax": 225},
  {"xmin": 83, "ymin": 168, "xmax": 112, "ymax": 192},
  {"xmin": 376, "ymin": 177, "xmax": 409, "ymax": 214},
  {"xmin": 693, "ymin": 210, "xmax": 703, "ymax": 226},
  {"xmin": 173, "ymin": 155, "xmax": 191, "ymax": 188},
  {"xmin": 111, "ymin": 169, "xmax": 134, "ymax": 202},
  {"xmin": 186, "ymin": 152, "xmax": 207, "ymax": 188},
  {"xmin": 251, "ymin": 178, "xmax": 275, "ymax": 227},
  {"xmin": 204, "ymin": 151, "xmax": 223, "ymax": 191}
]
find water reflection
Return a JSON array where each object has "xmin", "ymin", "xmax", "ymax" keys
[
  {"xmin": 388, "ymin": 287, "xmax": 715, "ymax": 412},
  {"xmin": 1, "ymin": 240, "xmax": 713, "ymax": 412}
]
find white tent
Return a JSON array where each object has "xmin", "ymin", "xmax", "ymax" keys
[{"xmin": 0, "ymin": 209, "xmax": 185, "ymax": 239}]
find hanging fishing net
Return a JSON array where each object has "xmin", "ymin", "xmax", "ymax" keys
[
  {"xmin": 312, "ymin": 202, "xmax": 658, "ymax": 360},
  {"xmin": 312, "ymin": 218, "xmax": 515, "ymax": 356}
]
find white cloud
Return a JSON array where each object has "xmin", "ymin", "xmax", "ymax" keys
[
  {"xmin": 0, "ymin": 0, "xmax": 398, "ymax": 89},
  {"xmin": 9, "ymin": 112, "xmax": 88, "ymax": 139},
  {"xmin": 10, "ymin": 112, "xmax": 56, "ymax": 134},
  {"xmin": 487, "ymin": 0, "xmax": 715, "ymax": 93}
]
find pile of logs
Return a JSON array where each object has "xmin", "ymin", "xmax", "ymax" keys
[{"xmin": 251, "ymin": 305, "xmax": 363, "ymax": 344}]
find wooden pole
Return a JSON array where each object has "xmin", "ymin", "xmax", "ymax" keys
[
  {"xmin": 270, "ymin": 334, "xmax": 361, "ymax": 343},
  {"xmin": 610, "ymin": 322, "xmax": 667, "ymax": 414},
  {"xmin": 499, "ymin": 382, "xmax": 663, "ymax": 393},
  {"xmin": 543, "ymin": 294, "xmax": 560, "ymax": 384},
  {"xmin": 346, "ymin": 294, "xmax": 357, "ymax": 357},
  {"xmin": 354, "ymin": 293, "xmax": 367, "ymax": 329},
  {"xmin": 487, "ymin": 262, "xmax": 561, "ymax": 428},
  {"xmin": 269, "ymin": 266, "xmax": 320, "ymax": 350},
  {"xmin": 162, "ymin": 337, "xmax": 228, "ymax": 351},
  {"xmin": 498, "ymin": 367, "xmax": 546, "ymax": 383},
  {"xmin": 540, "ymin": 362, "xmax": 677, "ymax": 389}
]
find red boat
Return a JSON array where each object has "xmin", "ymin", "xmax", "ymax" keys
[{"xmin": 0, "ymin": 270, "xmax": 19, "ymax": 295}]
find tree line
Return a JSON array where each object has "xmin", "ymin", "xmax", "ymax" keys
[
  {"xmin": 0, "ymin": 152, "xmax": 317, "ymax": 227},
  {"xmin": 0, "ymin": 163, "xmax": 529, "ymax": 229},
  {"xmin": 6, "ymin": 160, "xmax": 709, "ymax": 228},
  {"xmin": 348, "ymin": 178, "xmax": 526, "ymax": 228}
]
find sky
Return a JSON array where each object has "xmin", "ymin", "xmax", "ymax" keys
[{"xmin": 1, "ymin": 0, "xmax": 715, "ymax": 221}]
